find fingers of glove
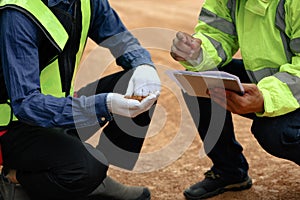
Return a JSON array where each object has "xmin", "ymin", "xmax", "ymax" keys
[
  {"xmin": 108, "ymin": 93, "xmax": 140, "ymax": 117},
  {"xmin": 107, "ymin": 92, "xmax": 158, "ymax": 118},
  {"xmin": 128, "ymin": 66, "xmax": 161, "ymax": 97},
  {"xmin": 134, "ymin": 88, "xmax": 148, "ymax": 97},
  {"xmin": 130, "ymin": 93, "xmax": 158, "ymax": 117},
  {"xmin": 140, "ymin": 93, "xmax": 158, "ymax": 109},
  {"xmin": 133, "ymin": 83, "xmax": 160, "ymax": 97},
  {"xmin": 153, "ymin": 90, "xmax": 161, "ymax": 97},
  {"xmin": 125, "ymin": 77, "xmax": 134, "ymax": 98},
  {"xmin": 146, "ymin": 84, "xmax": 161, "ymax": 95},
  {"xmin": 119, "ymin": 99, "xmax": 141, "ymax": 118}
]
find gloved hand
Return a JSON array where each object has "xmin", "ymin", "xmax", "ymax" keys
[
  {"xmin": 106, "ymin": 92, "xmax": 159, "ymax": 118},
  {"xmin": 125, "ymin": 65, "xmax": 161, "ymax": 98}
]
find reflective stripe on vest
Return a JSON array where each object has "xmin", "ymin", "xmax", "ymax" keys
[
  {"xmin": 0, "ymin": 0, "xmax": 68, "ymax": 52},
  {"xmin": 71, "ymin": 0, "xmax": 91, "ymax": 95},
  {"xmin": 0, "ymin": 0, "xmax": 91, "ymax": 126}
]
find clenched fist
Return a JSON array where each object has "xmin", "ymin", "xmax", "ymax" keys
[{"xmin": 170, "ymin": 31, "xmax": 202, "ymax": 64}]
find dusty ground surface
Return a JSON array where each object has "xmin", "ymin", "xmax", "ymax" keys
[{"xmin": 80, "ymin": 0, "xmax": 300, "ymax": 199}]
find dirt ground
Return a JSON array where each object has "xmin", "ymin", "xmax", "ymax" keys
[{"xmin": 80, "ymin": 0, "xmax": 300, "ymax": 199}]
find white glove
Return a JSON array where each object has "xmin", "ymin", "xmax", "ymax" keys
[
  {"xmin": 125, "ymin": 65, "xmax": 161, "ymax": 98},
  {"xmin": 106, "ymin": 92, "xmax": 159, "ymax": 118}
]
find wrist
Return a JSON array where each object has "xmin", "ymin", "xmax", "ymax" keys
[
  {"xmin": 136, "ymin": 64, "xmax": 156, "ymax": 70},
  {"xmin": 106, "ymin": 93, "xmax": 113, "ymax": 113},
  {"xmin": 186, "ymin": 48, "xmax": 203, "ymax": 67}
]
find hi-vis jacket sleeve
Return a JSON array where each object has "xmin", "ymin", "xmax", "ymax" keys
[
  {"xmin": 257, "ymin": 1, "xmax": 300, "ymax": 117},
  {"xmin": 180, "ymin": 0, "xmax": 239, "ymax": 72}
]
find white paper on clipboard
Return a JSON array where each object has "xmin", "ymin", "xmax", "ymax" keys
[{"xmin": 166, "ymin": 70, "xmax": 244, "ymax": 98}]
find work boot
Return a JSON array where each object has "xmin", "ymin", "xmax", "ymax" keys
[
  {"xmin": 0, "ymin": 172, "xmax": 30, "ymax": 200},
  {"xmin": 89, "ymin": 176, "xmax": 151, "ymax": 200},
  {"xmin": 184, "ymin": 170, "xmax": 252, "ymax": 200}
]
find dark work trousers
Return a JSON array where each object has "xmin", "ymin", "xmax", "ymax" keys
[
  {"xmin": 1, "ymin": 124, "xmax": 107, "ymax": 200},
  {"xmin": 76, "ymin": 69, "xmax": 155, "ymax": 170},
  {"xmin": 0, "ymin": 70, "xmax": 154, "ymax": 200},
  {"xmin": 183, "ymin": 59, "xmax": 300, "ymax": 181}
]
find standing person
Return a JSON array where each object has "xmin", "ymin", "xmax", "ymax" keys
[
  {"xmin": 0, "ymin": 0, "xmax": 160, "ymax": 200},
  {"xmin": 171, "ymin": 0, "xmax": 300, "ymax": 199}
]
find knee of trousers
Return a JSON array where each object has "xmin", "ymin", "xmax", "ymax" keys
[
  {"xmin": 251, "ymin": 119, "xmax": 293, "ymax": 160},
  {"xmin": 251, "ymin": 120, "xmax": 280, "ymax": 155},
  {"xmin": 53, "ymin": 153, "xmax": 108, "ymax": 195}
]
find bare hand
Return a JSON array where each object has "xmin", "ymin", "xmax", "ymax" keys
[
  {"xmin": 208, "ymin": 84, "xmax": 264, "ymax": 114},
  {"xmin": 170, "ymin": 31, "xmax": 202, "ymax": 62}
]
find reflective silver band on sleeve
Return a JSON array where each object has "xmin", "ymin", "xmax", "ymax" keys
[
  {"xmin": 290, "ymin": 38, "xmax": 300, "ymax": 54},
  {"xmin": 246, "ymin": 68, "xmax": 279, "ymax": 84},
  {"xmin": 274, "ymin": 72, "xmax": 300, "ymax": 102},
  {"xmin": 203, "ymin": 34, "xmax": 227, "ymax": 67},
  {"xmin": 199, "ymin": 8, "xmax": 237, "ymax": 36}
]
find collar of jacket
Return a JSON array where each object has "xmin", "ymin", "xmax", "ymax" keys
[{"xmin": 245, "ymin": 0, "xmax": 271, "ymax": 16}]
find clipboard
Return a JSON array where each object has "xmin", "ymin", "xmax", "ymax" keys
[{"xmin": 167, "ymin": 70, "xmax": 244, "ymax": 98}]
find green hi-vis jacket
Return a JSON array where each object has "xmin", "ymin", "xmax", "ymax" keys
[
  {"xmin": 0, "ymin": 0, "xmax": 91, "ymax": 126},
  {"xmin": 181, "ymin": 0, "xmax": 300, "ymax": 117}
]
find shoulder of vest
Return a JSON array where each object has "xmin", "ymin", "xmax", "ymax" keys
[{"xmin": 0, "ymin": 0, "xmax": 69, "ymax": 52}]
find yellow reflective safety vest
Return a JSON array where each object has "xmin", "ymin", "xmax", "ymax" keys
[
  {"xmin": 0, "ymin": 0, "xmax": 91, "ymax": 126},
  {"xmin": 181, "ymin": 0, "xmax": 300, "ymax": 117}
]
